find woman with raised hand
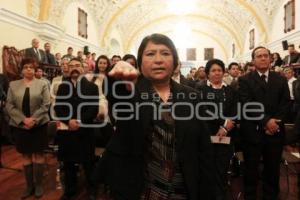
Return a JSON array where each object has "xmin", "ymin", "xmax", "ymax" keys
[{"xmin": 102, "ymin": 33, "xmax": 215, "ymax": 200}]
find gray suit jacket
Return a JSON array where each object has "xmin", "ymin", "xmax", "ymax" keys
[
  {"xmin": 5, "ymin": 78, "xmax": 50, "ymax": 128},
  {"xmin": 25, "ymin": 47, "xmax": 46, "ymax": 63}
]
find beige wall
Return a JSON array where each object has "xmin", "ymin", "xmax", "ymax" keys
[
  {"xmin": 0, "ymin": 1, "xmax": 104, "ymax": 73},
  {"xmin": 0, "ymin": 0, "xmax": 27, "ymax": 16},
  {"xmin": 268, "ymin": 0, "xmax": 300, "ymax": 58}
]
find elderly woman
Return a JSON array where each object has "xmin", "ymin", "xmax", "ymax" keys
[
  {"xmin": 100, "ymin": 33, "xmax": 215, "ymax": 200},
  {"xmin": 6, "ymin": 58, "xmax": 50, "ymax": 199},
  {"xmin": 195, "ymin": 59, "xmax": 237, "ymax": 200}
]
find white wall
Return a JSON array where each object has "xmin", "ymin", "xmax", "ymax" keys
[
  {"xmin": 62, "ymin": 2, "xmax": 98, "ymax": 46},
  {"xmin": 172, "ymin": 32, "xmax": 228, "ymax": 66},
  {"xmin": 240, "ymin": 25, "xmax": 260, "ymax": 62},
  {"xmin": 106, "ymin": 27, "xmax": 124, "ymax": 57},
  {"xmin": 237, "ymin": 0, "xmax": 300, "ymax": 62},
  {"xmin": 0, "ymin": 1, "xmax": 104, "ymax": 72},
  {"xmin": 268, "ymin": 0, "xmax": 300, "ymax": 57},
  {"xmin": 270, "ymin": 0, "xmax": 300, "ymax": 43}
]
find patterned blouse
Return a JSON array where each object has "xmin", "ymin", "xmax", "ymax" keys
[{"xmin": 141, "ymin": 90, "xmax": 188, "ymax": 200}]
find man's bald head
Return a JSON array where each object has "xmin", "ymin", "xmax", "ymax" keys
[{"xmin": 31, "ymin": 38, "xmax": 39, "ymax": 49}]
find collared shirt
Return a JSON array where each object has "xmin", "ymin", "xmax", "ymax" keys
[
  {"xmin": 34, "ymin": 48, "xmax": 41, "ymax": 61},
  {"xmin": 257, "ymin": 70, "xmax": 269, "ymax": 82},
  {"xmin": 207, "ymin": 79, "xmax": 227, "ymax": 89},
  {"xmin": 172, "ymin": 74, "xmax": 180, "ymax": 84},
  {"xmin": 288, "ymin": 77, "xmax": 297, "ymax": 100},
  {"xmin": 206, "ymin": 79, "xmax": 229, "ymax": 131},
  {"xmin": 230, "ymin": 75, "xmax": 238, "ymax": 82}
]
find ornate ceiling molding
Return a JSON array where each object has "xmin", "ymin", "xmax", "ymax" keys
[
  {"xmin": 38, "ymin": 0, "xmax": 52, "ymax": 21},
  {"xmin": 235, "ymin": 0, "xmax": 268, "ymax": 42},
  {"xmin": 100, "ymin": 0, "xmax": 135, "ymax": 47},
  {"xmin": 124, "ymin": 14, "xmax": 242, "ymax": 53},
  {"xmin": 100, "ymin": 0, "xmax": 273, "ymax": 48}
]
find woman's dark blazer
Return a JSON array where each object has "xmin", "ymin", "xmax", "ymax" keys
[
  {"xmin": 102, "ymin": 76, "xmax": 215, "ymax": 200},
  {"xmin": 195, "ymin": 84, "xmax": 238, "ymax": 135}
]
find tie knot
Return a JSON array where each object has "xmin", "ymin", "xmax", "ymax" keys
[{"xmin": 261, "ymin": 74, "xmax": 266, "ymax": 82}]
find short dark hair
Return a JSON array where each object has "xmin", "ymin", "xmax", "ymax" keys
[
  {"xmin": 251, "ymin": 46, "xmax": 271, "ymax": 60},
  {"xmin": 284, "ymin": 67, "xmax": 294, "ymax": 72},
  {"xmin": 111, "ymin": 55, "xmax": 121, "ymax": 60},
  {"xmin": 69, "ymin": 58, "xmax": 83, "ymax": 67},
  {"xmin": 137, "ymin": 33, "xmax": 178, "ymax": 70},
  {"xmin": 67, "ymin": 47, "xmax": 73, "ymax": 50},
  {"xmin": 244, "ymin": 61, "xmax": 254, "ymax": 71},
  {"xmin": 35, "ymin": 66, "xmax": 44, "ymax": 71},
  {"xmin": 205, "ymin": 59, "xmax": 225, "ymax": 75},
  {"xmin": 20, "ymin": 58, "xmax": 37, "ymax": 70},
  {"xmin": 228, "ymin": 62, "xmax": 239, "ymax": 70},
  {"xmin": 122, "ymin": 54, "xmax": 137, "ymax": 68},
  {"xmin": 94, "ymin": 55, "xmax": 111, "ymax": 74},
  {"xmin": 190, "ymin": 67, "xmax": 197, "ymax": 73},
  {"xmin": 288, "ymin": 44, "xmax": 295, "ymax": 48}
]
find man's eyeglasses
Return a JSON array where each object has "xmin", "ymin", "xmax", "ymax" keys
[{"xmin": 68, "ymin": 64, "xmax": 82, "ymax": 68}]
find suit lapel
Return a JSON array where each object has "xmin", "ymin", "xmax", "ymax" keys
[{"xmin": 171, "ymin": 80, "xmax": 186, "ymax": 152}]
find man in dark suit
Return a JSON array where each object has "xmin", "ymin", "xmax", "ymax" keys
[
  {"xmin": 54, "ymin": 58, "xmax": 99, "ymax": 200},
  {"xmin": 0, "ymin": 74, "xmax": 8, "ymax": 101},
  {"xmin": 172, "ymin": 62, "xmax": 195, "ymax": 88},
  {"xmin": 0, "ymin": 73, "xmax": 9, "ymax": 133},
  {"xmin": 223, "ymin": 62, "xmax": 240, "ymax": 90},
  {"xmin": 283, "ymin": 44, "xmax": 300, "ymax": 66},
  {"xmin": 24, "ymin": 38, "xmax": 46, "ymax": 64},
  {"xmin": 44, "ymin": 42, "xmax": 56, "ymax": 65},
  {"xmin": 239, "ymin": 46, "xmax": 290, "ymax": 200}
]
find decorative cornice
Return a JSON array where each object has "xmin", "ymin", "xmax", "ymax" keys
[{"xmin": 267, "ymin": 30, "xmax": 300, "ymax": 49}]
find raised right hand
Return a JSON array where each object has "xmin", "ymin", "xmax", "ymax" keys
[{"xmin": 108, "ymin": 61, "xmax": 139, "ymax": 81}]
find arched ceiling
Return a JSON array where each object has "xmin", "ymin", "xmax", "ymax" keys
[{"xmin": 45, "ymin": 0, "xmax": 284, "ymax": 57}]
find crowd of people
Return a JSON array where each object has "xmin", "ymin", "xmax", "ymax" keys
[{"xmin": 0, "ymin": 34, "xmax": 299, "ymax": 200}]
